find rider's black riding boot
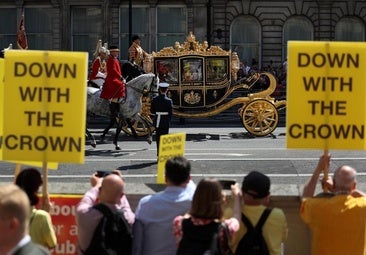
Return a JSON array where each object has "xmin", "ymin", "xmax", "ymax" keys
[{"xmin": 110, "ymin": 102, "xmax": 121, "ymax": 150}]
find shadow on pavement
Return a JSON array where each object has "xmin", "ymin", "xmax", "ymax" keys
[
  {"xmin": 84, "ymin": 148, "xmax": 148, "ymax": 157},
  {"xmin": 117, "ymin": 161, "xmax": 157, "ymax": 171}
]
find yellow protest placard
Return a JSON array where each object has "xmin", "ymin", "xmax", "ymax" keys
[
  {"xmin": 1, "ymin": 58, "xmax": 58, "ymax": 170},
  {"xmin": 157, "ymin": 132, "xmax": 186, "ymax": 183},
  {"xmin": 2, "ymin": 50, "xmax": 88, "ymax": 163},
  {"xmin": 0, "ymin": 58, "xmax": 3, "ymax": 150},
  {"xmin": 287, "ymin": 41, "xmax": 366, "ymax": 150}
]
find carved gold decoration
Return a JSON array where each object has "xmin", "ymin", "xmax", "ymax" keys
[
  {"xmin": 184, "ymin": 91, "xmax": 201, "ymax": 105},
  {"xmin": 143, "ymin": 54, "xmax": 153, "ymax": 73},
  {"xmin": 152, "ymin": 32, "xmax": 230, "ymax": 57},
  {"xmin": 231, "ymin": 52, "xmax": 240, "ymax": 81}
]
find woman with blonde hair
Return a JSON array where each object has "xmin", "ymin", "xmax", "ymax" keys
[
  {"xmin": 173, "ymin": 178, "xmax": 241, "ymax": 255},
  {"xmin": 15, "ymin": 168, "xmax": 57, "ymax": 250}
]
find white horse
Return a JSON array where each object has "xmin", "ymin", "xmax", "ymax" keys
[{"xmin": 86, "ymin": 73, "xmax": 157, "ymax": 149}]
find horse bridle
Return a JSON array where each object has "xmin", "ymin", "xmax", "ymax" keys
[{"xmin": 125, "ymin": 75, "xmax": 157, "ymax": 95}]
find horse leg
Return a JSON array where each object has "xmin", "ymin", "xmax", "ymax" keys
[
  {"xmin": 86, "ymin": 127, "xmax": 97, "ymax": 148},
  {"xmin": 101, "ymin": 116, "xmax": 116, "ymax": 141},
  {"xmin": 137, "ymin": 113, "xmax": 152, "ymax": 145},
  {"xmin": 113, "ymin": 119, "xmax": 123, "ymax": 150},
  {"xmin": 101, "ymin": 102, "xmax": 118, "ymax": 141},
  {"xmin": 126, "ymin": 118, "xmax": 138, "ymax": 138}
]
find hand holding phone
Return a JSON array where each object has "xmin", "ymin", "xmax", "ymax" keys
[{"xmin": 219, "ymin": 179, "xmax": 236, "ymax": 190}]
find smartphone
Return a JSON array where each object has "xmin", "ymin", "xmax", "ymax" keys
[
  {"xmin": 96, "ymin": 171, "xmax": 112, "ymax": 177},
  {"xmin": 219, "ymin": 179, "xmax": 236, "ymax": 190}
]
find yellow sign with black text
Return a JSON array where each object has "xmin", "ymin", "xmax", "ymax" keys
[
  {"xmin": 287, "ymin": 41, "xmax": 366, "ymax": 150},
  {"xmin": 2, "ymin": 50, "xmax": 88, "ymax": 163},
  {"xmin": 157, "ymin": 132, "xmax": 186, "ymax": 183},
  {"xmin": 1, "ymin": 58, "xmax": 58, "ymax": 169}
]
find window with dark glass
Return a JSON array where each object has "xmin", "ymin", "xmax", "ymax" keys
[
  {"xmin": 157, "ymin": 6, "xmax": 187, "ymax": 50},
  {"xmin": 230, "ymin": 16, "xmax": 260, "ymax": 68},
  {"xmin": 25, "ymin": 8, "xmax": 53, "ymax": 50},
  {"xmin": 0, "ymin": 9, "xmax": 17, "ymax": 49},
  {"xmin": 120, "ymin": 6, "xmax": 149, "ymax": 60},
  {"xmin": 283, "ymin": 16, "xmax": 313, "ymax": 60},
  {"xmin": 71, "ymin": 6, "xmax": 102, "ymax": 60},
  {"xmin": 335, "ymin": 17, "xmax": 365, "ymax": 41}
]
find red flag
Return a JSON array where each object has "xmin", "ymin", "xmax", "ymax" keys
[{"xmin": 17, "ymin": 15, "xmax": 28, "ymax": 50}]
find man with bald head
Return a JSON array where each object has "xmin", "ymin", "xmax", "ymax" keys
[
  {"xmin": 301, "ymin": 153, "xmax": 366, "ymax": 255},
  {"xmin": 76, "ymin": 171, "xmax": 135, "ymax": 255}
]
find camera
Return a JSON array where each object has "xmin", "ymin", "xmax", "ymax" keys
[
  {"xmin": 96, "ymin": 171, "xmax": 112, "ymax": 178},
  {"xmin": 219, "ymin": 179, "xmax": 236, "ymax": 190}
]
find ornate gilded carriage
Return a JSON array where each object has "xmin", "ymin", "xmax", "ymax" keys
[
  {"xmin": 151, "ymin": 32, "xmax": 239, "ymax": 111},
  {"xmin": 124, "ymin": 32, "xmax": 286, "ymax": 137}
]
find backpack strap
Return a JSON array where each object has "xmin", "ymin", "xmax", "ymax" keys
[
  {"xmin": 241, "ymin": 208, "xmax": 273, "ymax": 231},
  {"xmin": 93, "ymin": 203, "xmax": 113, "ymax": 216}
]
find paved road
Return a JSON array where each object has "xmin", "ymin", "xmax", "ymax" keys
[{"xmin": 1, "ymin": 115, "xmax": 366, "ymax": 195}]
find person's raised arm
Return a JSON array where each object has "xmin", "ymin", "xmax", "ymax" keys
[
  {"xmin": 302, "ymin": 153, "xmax": 331, "ymax": 198},
  {"xmin": 231, "ymin": 183, "xmax": 242, "ymax": 221}
]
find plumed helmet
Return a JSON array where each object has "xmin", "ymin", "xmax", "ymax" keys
[
  {"xmin": 99, "ymin": 46, "xmax": 107, "ymax": 54},
  {"xmin": 132, "ymin": 35, "xmax": 140, "ymax": 42}
]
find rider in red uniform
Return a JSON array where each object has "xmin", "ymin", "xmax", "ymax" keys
[
  {"xmin": 100, "ymin": 45, "xmax": 125, "ymax": 102},
  {"xmin": 99, "ymin": 46, "xmax": 125, "ymax": 149},
  {"xmin": 89, "ymin": 45, "xmax": 108, "ymax": 87}
]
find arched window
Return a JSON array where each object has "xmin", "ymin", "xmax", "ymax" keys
[
  {"xmin": 335, "ymin": 17, "xmax": 365, "ymax": 41},
  {"xmin": 283, "ymin": 16, "xmax": 313, "ymax": 60},
  {"xmin": 230, "ymin": 16, "xmax": 260, "ymax": 68}
]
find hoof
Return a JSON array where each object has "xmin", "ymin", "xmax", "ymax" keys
[
  {"xmin": 115, "ymin": 145, "xmax": 121, "ymax": 150},
  {"xmin": 147, "ymin": 138, "xmax": 152, "ymax": 144},
  {"xmin": 100, "ymin": 134, "xmax": 105, "ymax": 142},
  {"xmin": 91, "ymin": 143, "xmax": 96, "ymax": 148}
]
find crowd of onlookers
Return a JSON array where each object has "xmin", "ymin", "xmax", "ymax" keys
[
  {"xmin": 1, "ymin": 154, "xmax": 366, "ymax": 255},
  {"xmin": 236, "ymin": 58, "xmax": 287, "ymax": 99}
]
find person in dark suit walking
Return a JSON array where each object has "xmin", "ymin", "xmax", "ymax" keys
[
  {"xmin": 150, "ymin": 82, "xmax": 173, "ymax": 156},
  {"xmin": 0, "ymin": 184, "xmax": 49, "ymax": 255}
]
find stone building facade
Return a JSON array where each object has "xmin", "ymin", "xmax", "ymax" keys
[{"xmin": 0, "ymin": 0, "xmax": 365, "ymax": 69}]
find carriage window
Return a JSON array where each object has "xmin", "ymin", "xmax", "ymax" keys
[
  {"xmin": 180, "ymin": 58, "xmax": 203, "ymax": 83},
  {"xmin": 155, "ymin": 58, "xmax": 179, "ymax": 83},
  {"xmin": 206, "ymin": 58, "xmax": 228, "ymax": 82}
]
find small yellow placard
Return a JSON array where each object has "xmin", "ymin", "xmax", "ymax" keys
[
  {"xmin": 287, "ymin": 41, "xmax": 366, "ymax": 150},
  {"xmin": 3, "ymin": 50, "xmax": 88, "ymax": 163},
  {"xmin": 156, "ymin": 132, "xmax": 186, "ymax": 184}
]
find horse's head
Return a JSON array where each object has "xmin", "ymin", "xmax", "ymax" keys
[
  {"xmin": 121, "ymin": 60, "xmax": 145, "ymax": 82},
  {"xmin": 125, "ymin": 73, "xmax": 156, "ymax": 95}
]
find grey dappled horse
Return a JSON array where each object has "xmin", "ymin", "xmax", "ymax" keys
[{"xmin": 86, "ymin": 73, "xmax": 156, "ymax": 150}]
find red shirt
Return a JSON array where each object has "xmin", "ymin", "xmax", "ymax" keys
[
  {"xmin": 100, "ymin": 56, "xmax": 125, "ymax": 99},
  {"xmin": 89, "ymin": 57, "xmax": 106, "ymax": 80}
]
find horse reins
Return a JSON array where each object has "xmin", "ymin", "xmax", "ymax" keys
[{"xmin": 125, "ymin": 76, "xmax": 157, "ymax": 95}]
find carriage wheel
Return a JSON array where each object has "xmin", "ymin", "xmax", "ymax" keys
[
  {"xmin": 121, "ymin": 115, "xmax": 155, "ymax": 137},
  {"xmin": 240, "ymin": 99, "xmax": 278, "ymax": 137}
]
